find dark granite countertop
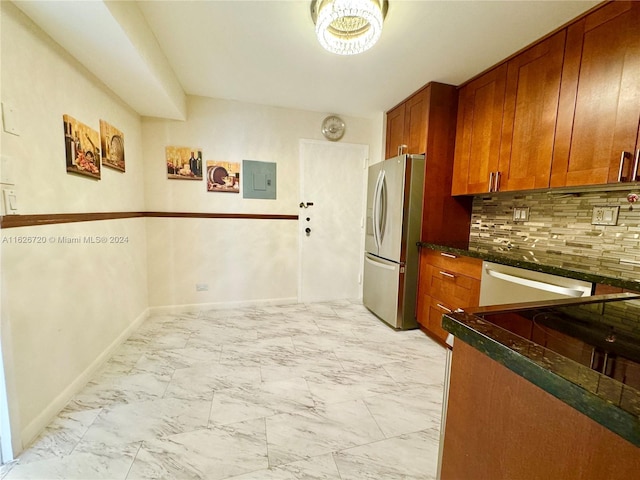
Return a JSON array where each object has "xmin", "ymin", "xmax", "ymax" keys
[
  {"xmin": 418, "ymin": 241, "xmax": 640, "ymax": 292},
  {"xmin": 442, "ymin": 294, "xmax": 640, "ymax": 447}
]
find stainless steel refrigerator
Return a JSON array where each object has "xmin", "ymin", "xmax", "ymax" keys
[{"xmin": 363, "ymin": 154, "xmax": 425, "ymax": 330}]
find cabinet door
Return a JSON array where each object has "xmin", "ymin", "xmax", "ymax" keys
[
  {"xmin": 424, "ymin": 296, "xmax": 452, "ymax": 343},
  {"xmin": 452, "ymin": 63, "xmax": 507, "ymax": 195},
  {"xmin": 426, "ymin": 265, "xmax": 481, "ymax": 310},
  {"xmin": 424, "ymin": 249, "xmax": 482, "ymax": 280},
  {"xmin": 404, "ymin": 87, "xmax": 429, "ymax": 155},
  {"xmin": 498, "ymin": 31, "xmax": 566, "ymax": 191},
  {"xmin": 416, "ymin": 291, "xmax": 451, "ymax": 343},
  {"xmin": 385, "ymin": 103, "xmax": 405, "ymax": 160},
  {"xmin": 551, "ymin": 1, "xmax": 640, "ymax": 187}
]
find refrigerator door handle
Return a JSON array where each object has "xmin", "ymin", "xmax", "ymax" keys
[
  {"xmin": 377, "ymin": 170, "xmax": 386, "ymax": 246},
  {"xmin": 373, "ymin": 170, "xmax": 385, "ymax": 249},
  {"xmin": 372, "ymin": 172, "xmax": 379, "ymax": 248},
  {"xmin": 365, "ymin": 254, "xmax": 396, "ymax": 271}
]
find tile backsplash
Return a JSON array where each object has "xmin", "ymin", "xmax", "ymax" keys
[{"xmin": 469, "ymin": 189, "xmax": 640, "ymax": 280}]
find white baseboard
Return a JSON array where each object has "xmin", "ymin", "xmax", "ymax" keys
[
  {"xmin": 147, "ymin": 297, "xmax": 299, "ymax": 316},
  {"xmin": 19, "ymin": 307, "xmax": 151, "ymax": 452}
]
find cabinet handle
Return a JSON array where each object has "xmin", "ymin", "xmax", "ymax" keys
[
  {"xmin": 494, "ymin": 171, "xmax": 501, "ymax": 192},
  {"xmin": 436, "ymin": 303, "xmax": 452, "ymax": 313},
  {"xmin": 439, "ymin": 271, "xmax": 456, "ymax": 278},
  {"xmin": 440, "ymin": 252, "xmax": 457, "ymax": 259},
  {"xmin": 488, "ymin": 172, "xmax": 495, "ymax": 192},
  {"xmin": 632, "ymin": 149, "xmax": 640, "ymax": 182},
  {"xmin": 617, "ymin": 151, "xmax": 631, "ymax": 182}
]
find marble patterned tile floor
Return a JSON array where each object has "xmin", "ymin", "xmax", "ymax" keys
[{"xmin": 3, "ymin": 300, "xmax": 447, "ymax": 479}]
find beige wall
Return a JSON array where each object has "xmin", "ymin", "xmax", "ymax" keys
[
  {"xmin": 142, "ymin": 96, "xmax": 379, "ymax": 309},
  {"xmin": 0, "ymin": 3, "xmax": 148, "ymax": 452}
]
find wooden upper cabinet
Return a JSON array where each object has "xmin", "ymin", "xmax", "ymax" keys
[
  {"xmin": 498, "ymin": 31, "xmax": 566, "ymax": 192},
  {"xmin": 551, "ymin": 1, "xmax": 640, "ymax": 187},
  {"xmin": 385, "ymin": 82, "xmax": 471, "ymax": 244},
  {"xmin": 404, "ymin": 89, "xmax": 429, "ymax": 155},
  {"xmin": 451, "ymin": 64, "xmax": 507, "ymax": 195},
  {"xmin": 385, "ymin": 88, "xmax": 429, "ymax": 158},
  {"xmin": 452, "ymin": 1, "xmax": 640, "ymax": 194},
  {"xmin": 385, "ymin": 103, "xmax": 406, "ymax": 160}
]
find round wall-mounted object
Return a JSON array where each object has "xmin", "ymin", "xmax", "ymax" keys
[{"xmin": 321, "ymin": 115, "xmax": 345, "ymax": 141}]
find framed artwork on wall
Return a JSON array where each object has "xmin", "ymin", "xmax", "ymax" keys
[
  {"xmin": 100, "ymin": 120, "xmax": 125, "ymax": 172},
  {"xmin": 63, "ymin": 114, "xmax": 101, "ymax": 179},
  {"xmin": 166, "ymin": 146, "xmax": 203, "ymax": 180},
  {"xmin": 207, "ymin": 161, "xmax": 240, "ymax": 193}
]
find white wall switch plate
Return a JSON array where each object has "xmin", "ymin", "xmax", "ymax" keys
[
  {"xmin": 2, "ymin": 188, "xmax": 18, "ymax": 215},
  {"xmin": 0, "ymin": 155, "xmax": 15, "ymax": 185},
  {"xmin": 591, "ymin": 206, "xmax": 619, "ymax": 226},
  {"xmin": 1, "ymin": 102, "xmax": 20, "ymax": 136}
]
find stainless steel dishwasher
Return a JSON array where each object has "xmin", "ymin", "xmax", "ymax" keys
[{"xmin": 478, "ymin": 261, "xmax": 593, "ymax": 306}]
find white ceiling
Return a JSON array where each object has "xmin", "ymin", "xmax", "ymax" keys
[{"xmin": 14, "ymin": 0, "xmax": 601, "ymax": 120}]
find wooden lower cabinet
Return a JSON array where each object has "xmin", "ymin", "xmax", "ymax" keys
[
  {"xmin": 417, "ymin": 295, "xmax": 448, "ymax": 342},
  {"xmin": 441, "ymin": 340, "xmax": 640, "ymax": 479},
  {"xmin": 594, "ymin": 283, "xmax": 639, "ymax": 295},
  {"xmin": 417, "ymin": 249, "xmax": 481, "ymax": 342}
]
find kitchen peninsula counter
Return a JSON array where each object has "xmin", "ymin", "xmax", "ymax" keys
[
  {"xmin": 439, "ymin": 295, "xmax": 640, "ymax": 479},
  {"xmin": 418, "ymin": 241, "xmax": 640, "ymax": 292}
]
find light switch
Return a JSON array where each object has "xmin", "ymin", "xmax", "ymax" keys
[
  {"xmin": 513, "ymin": 206, "xmax": 529, "ymax": 222},
  {"xmin": 2, "ymin": 188, "xmax": 18, "ymax": 215}
]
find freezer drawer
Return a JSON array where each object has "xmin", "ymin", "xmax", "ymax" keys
[{"xmin": 363, "ymin": 253, "xmax": 402, "ymax": 329}]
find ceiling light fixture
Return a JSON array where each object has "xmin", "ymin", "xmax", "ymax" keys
[{"xmin": 310, "ymin": 0, "xmax": 388, "ymax": 56}]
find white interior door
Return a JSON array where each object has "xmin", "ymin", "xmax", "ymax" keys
[{"xmin": 299, "ymin": 140, "xmax": 368, "ymax": 303}]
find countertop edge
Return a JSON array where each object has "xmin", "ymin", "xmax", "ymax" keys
[
  {"xmin": 442, "ymin": 312, "xmax": 640, "ymax": 447},
  {"xmin": 418, "ymin": 242, "xmax": 640, "ymax": 292}
]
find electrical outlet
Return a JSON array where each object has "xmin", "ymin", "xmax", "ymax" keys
[
  {"xmin": 591, "ymin": 206, "xmax": 619, "ymax": 226},
  {"xmin": 196, "ymin": 283, "xmax": 209, "ymax": 292}
]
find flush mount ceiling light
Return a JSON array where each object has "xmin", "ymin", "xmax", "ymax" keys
[{"xmin": 310, "ymin": 0, "xmax": 388, "ymax": 56}]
